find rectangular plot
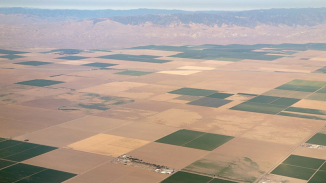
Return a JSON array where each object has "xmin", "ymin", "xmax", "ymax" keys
[
  {"xmin": 282, "ymin": 155, "xmax": 324, "ymax": 169},
  {"xmin": 174, "ymin": 95, "xmax": 203, "ymax": 101},
  {"xmin": 188, "ymin": 98, "xmax": 232, "ymax": 108},
  {"xmin": 0, "ymin": 163, "xmax": 45, "ymax": 182},
  {"xmin": 82, "ymin": 62, "xmax": 117, "ymax": 68},
  {"xmin": 0, "ymin": 54, "xmax": 25, "ymax": 60},
  {"xmin": 262, "ymin": 89, "xmax": 296, "ymax": 98},
  {"xmin": 306, "ymin": 133, "xmax": 326, "ymax": 146},
  {"xmin": 184, "ymin": 133, "xmax": 234, "ymax": 151},
  {"xmin": 296, "ymin": 85, "xmax": 322, "ymax": 92},
  {"xmin": 285, "ymin": 107, "xmax": 326, "ymax": 115},
  {"xmin": 308, "ymin": 171, "xmax": 326, "ymax": 183},
  {"xmin": 271, "ymin": 164, "xmax": 316, "ymax": 180},
  {"xmin": 247, "ymin": 95, "xmax": 280, "ymax": 103},
  {"xmin": 270, "ymin": 97, "xmax": 300, "ymax": 106},
  {"xmin": 161, "ymin": 171, "xmax": 212, "ymax": 183},
  {"xmin": 0, "ymin": 140, "xmax": 22, "ymax": 150},
  {"xmin": 115, "ymin": 70, "xmax": 152, "ymax": 76},
  {"xmin": 0, "ymin": 159, "xmax": 16, "ymax": 169},
  {"xmin": 15, "ymin": 79, "xmax": 65, "ymax": 87},
  {"xmin": 237, "ymin": 93, "xmax": 258, "ymax": 97},
  {"xmin": 97, "ymin": 54, "xmax": 170, "ymax": 63},
  {"xmin": 169, "ymin": 88, "xmax": 218, "ymax": 96},
  {"xmin": 56, "ymin": 56, "xmax": 89, "ymax": 60},
  {"xmin": 276, "ymin": 84, "xmax": 299, "ymax": 91},
  {"xmin": 0, "ymin": 49, "xmax": 28, "ymax": 55},
  {"xmin": 230, "ymin": 102, "xmax": 287, "ymax": 114},
  {"xmin": 278, "ymin": 112, "xmax": 326, "ymax": 120},
  {"xmin": 317, "ymin": 87, "xmax": 326, "ymax": 93},
  {"xmin": 306, "ymin": 93, "xmax": 326, "ymax": 102},
  {"xmin": 15, "ymin": 61, "xmax": 52, "ymax": 66},
  {"xmin": 0, "ymin": 143, "xmax": 39, "ymax": 158},
  {"xmin": 5, "ymin": 145, "xmax": 57, "ymax": 162},
  {"xmin": 17, "ymin": 169, "xmax": 76, "ymax": 183},
  {"xmin": 287, "ymin": 80, "xmax": 326, "ymax": 87},
  {"xmin": 207, "ymin": 93, "xmax": 234, "ymax": 99},
  {"xmin": 155, "ymin": 129, "xmax": 205, "ymax": 146}
]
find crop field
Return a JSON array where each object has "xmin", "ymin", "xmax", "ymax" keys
[{"xmin": 0, "ymin": 44, "xmax": 326, "ymax": 182}]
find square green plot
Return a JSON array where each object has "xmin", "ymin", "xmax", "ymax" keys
[
  {"xmin": 306, "ymin": 133, "xmax": 326, "ymax": 146},
  {"xmin": 271, "ymin": 164, "xmax": 316, "ymax": 180},
  {"xmin": 15, "ymin": 79, "xmax": 65, "ymax": 87},
  {"xmin": 156, "ymin": 129, "xmax": 205, "ymax": 146},
  {"xmin": 187, "ymin": 98, "xmax": 232, "ymax": 108},
  {"xmin": 183, "ymin": 133, "xmax": 234, "ymax": 151},
  {"xmin": 270, "ymin": 97, "xmax": 300, "ymax": 106},
  {"xmin": 306, "ymin": 93, "xmax": 326, "ymax": 102},
  {"xmin": 0, "ymin": 54, "xmax": 25, "ymax": 60},
  {"xmin": 161, "ymin": 171, "xmax": 212, "ymax": 183},
  {"xmin": 4, "ymin": 145, "xmax": 57, "ymax": 162},
  {"xmin": 17, "ymin": 169, "xmax": 76, "ymax": 183},
  {"xmin": 0, "ymin": 163, "xmax": 45, "ymax": 182},
  {"xmin": 0, "ymin": 142, "xmax": 39, "ymax": 158},
  {"xmin": 282, "ymin": 155, "xmax": 324, "ymax": 169},
  {"xmin": 169, "ymin": 88, "xmax": 218, "ymax": 96},
  {"xmin": 230, "ymin": 102, "xmax": 287, "ymax": 114},
  {"xmin": 0, "ymin": 159, "xmax": 16, "ymax": 169},
  {"xmin": 207, "ymin": 93, "xmax": 234, "ymax": 99},
  {"xmin": 56, "ymin": 56, "xmax": 89, "ymax": 60},
  {"xmin": 0, "ymin": 140, "xmax": 23, "ymax": 150},
  {"xmin": 15, "ymin": 61, "xmax": 52, "ymax": 66},
  {"xmin": 247, "ymin": 95, "xmax": 280, "ymax": 103},
  {"xmin": 308, "ymin": 171, "xmax": 326, "ymax": 183},
  {"xmin": 115, "ymin": 70, "xmax": 152, "ymax": 76},
  {"xmin": 82, "ymin": 62, "xmax": 117, "ymax": 68}
]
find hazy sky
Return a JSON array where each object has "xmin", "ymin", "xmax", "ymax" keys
[{"xmin": 1, "ymin": 0, "xmax": 326, "ymax": 11}]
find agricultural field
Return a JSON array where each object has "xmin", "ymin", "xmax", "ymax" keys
[{"xmin": 0, "ymin": 43, "xmax": 326, "ymax": 183}]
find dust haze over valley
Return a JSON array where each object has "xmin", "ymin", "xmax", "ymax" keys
[{"xmin": 1, "ymin": 2, "xmax": 326, "ymax": 183}]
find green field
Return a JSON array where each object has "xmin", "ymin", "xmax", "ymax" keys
[
  {"xmin": 271, "ymin": 164, "xmax": 316, "ymax": 180},
  {"xmin": 306, "ymin": 93, "xmax": 326, "ymax": 101},
  {"xmin": 15, "ymin": 79, "xmax": 65, "ymax": 87},
  {"xmin": 230, "ymin": 102, "xmax": 287, "ymax": 114},
  {"xmin": 156, "ymin": 129, "xmax": 205, "ymax": 146},
  {"xmin": 0, "ymin": 139, "xmax": 57, "ymax": 162},
  {"xmin": 115, "ymin": 70, "xmax": 153, "ymax": 76},
  {"xmin": 237, "ymin": 93, "xmax": 258, "ymax": 97},
  {"xmin": 0, "ymin": 159, "xmax": 15, "ymax": 169},
  {"xmin": 97, "ymin": 54, "xmax": 171, "ymax": 63},
  {"xmin": 282, "ymin": 155, "xmax": 324, "ymax": 169},
  {"xmin": 0, "ymin": 163, "xmax": 45, "ymax": 182},
  {"xmin": 276, "ymin": 80, "xmax": 326, "ymax": 92},
  {"xmin": 207, "ymin": 93, "xmax": 234, "ymax": 99},
  {"xmin": 278, "ymin": 112, "xmax": 326, "ymax": 120},
  {"xmin": 161, "ymin": 171, "xmax": 213, "ymax": 183},
  {"xmin": 270, "ymin": 98, "xmax": 300, "ymax": 106},
  {"xmin": 317, "ymin": 87, "xmax": 326, "ymax": 93},
  {"xmin": 56, "ymin": 56, "xmax": 89, "ymax": 60},
  {"xmin": 209, "ymin": 178, "xmax": 237, "ymax": 183},
  {"xmin": 0, "ymin": 163, "xmax": 76, "ymax": 183},
  {"xmin": 285, "ymin": 107, "xmax": 326, "ymax": 115},
  {"xmin": 156, "ymin": 130, "xmax": 233, "ymax": 151},
  {"xmin": 319, "ymin": 163, "xmax": 326, "ymax": 171},
  {"xmin": 247, "ymin": 95, "xmax": 280, "ymax": 103},
  {"xmin": 82, "ymin": 62, "xmax": 117, "ymax": 68},
  {"xmin": 314, "ymin": 66, "xmax": 326, "ymax": 74},
  {"xmin": 308, "ymin": 171, "xmax": 326, "ymax": 183},
  {"xmin": 0, "ymin": 54, "xmax": 25, "ymax": 60},
  {"xmin": 0, "ymin": 49, "xmax": 28, "ymax": 55},
  {"xmin": 174, "ymin": 95, "xmax": 203, "ymax": 101},
  {"xmin": 15, "ymin": 61, "xmax": 52, "ymax": 66},
  {"xmin": 306, "ymin": 133, "xmax": 326, "ymax": 146},
  {"xmin": 16, "ymin": 169, "xmax": 76, "ymax": 183},
  {"xmin": 183, "ymin": 133, "xmax": 234, "ymax": 151},
  {"xmin": 41, "ymin": 49, "xmax": 83, "ymax": 54},
  {"xmin": 169, "ymin": 88, "xmax": 218, "ymax": 96}
]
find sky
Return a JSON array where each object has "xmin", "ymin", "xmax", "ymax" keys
[{"xmin": 1, "ymin": 0, "xmax": 326, "ymax": 11}]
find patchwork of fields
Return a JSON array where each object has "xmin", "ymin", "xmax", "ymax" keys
[{"xmin": 0, "ymin": 44, "xmax": 326, "ymax": 183}]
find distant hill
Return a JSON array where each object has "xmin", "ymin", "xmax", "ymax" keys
[{"xmin": 0, "ymin": 7, "xmax": 325, "ymax": 27}]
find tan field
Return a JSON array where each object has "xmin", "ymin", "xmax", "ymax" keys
[{"xmin": 0, "ymin": 46, "xmax": 326, "ymax": 183}]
